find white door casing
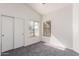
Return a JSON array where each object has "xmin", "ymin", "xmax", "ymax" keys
[{"xmin": 0, "ymin": 16, "xmax": 1, "ymax": 55}]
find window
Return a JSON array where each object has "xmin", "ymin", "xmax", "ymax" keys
[{"xmin": 29, "ymin": 21, "xmax": 39, "ymax": 37}]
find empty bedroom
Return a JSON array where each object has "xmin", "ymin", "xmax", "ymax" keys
[{"xmin": 0, "ymin": 3, "xmax": 79, "ymax": 56}]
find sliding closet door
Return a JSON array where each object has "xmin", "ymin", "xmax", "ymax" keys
[
  {"xmin": 14, "ymin": 18, "xmax": 24, "ymax": 48},
  {"xmin": 2, "ymin": 16, "xmax": 14, "ymax": 52}
]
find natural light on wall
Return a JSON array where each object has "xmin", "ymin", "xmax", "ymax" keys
[{"xmin": 44, "ymin": 34, "xmax": 66, "ymax": 51}]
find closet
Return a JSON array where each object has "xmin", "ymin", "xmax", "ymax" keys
[{"xmin": 1, "ymin": 15, "xmax": 25, "ymax": 52}]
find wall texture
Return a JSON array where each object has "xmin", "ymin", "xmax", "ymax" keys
[
  {"xmin": 42, "ymin": 4, "xmax": 73, "ymax": 49},
  {"xmin": 73, "ymin": 4, "xmax": 79, "ymax": 53}
]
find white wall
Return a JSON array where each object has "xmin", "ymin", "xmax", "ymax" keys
[
  {"xmin": 73, "ymin": 4, "xmax": 79, "ymax": 53},
  {"xmin": 42, "ymin": 4, "xmax": 73, "ymax": 49},
  {"xmin": 0, "ymin": 3, "xmax": 41, "ymax": 55}
]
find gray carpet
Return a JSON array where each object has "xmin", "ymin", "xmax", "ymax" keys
[{"xmin": 1, "ymin": 42, "xmax": 79, "ymax": 56}]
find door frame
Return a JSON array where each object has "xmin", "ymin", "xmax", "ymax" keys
[
  {"xmin": 0, "ymin": 15, "xmax": 1, "ymax": 55},
  {"xmin": 1, "ymin": 15, "xmax": 14, "ymax": 53}
]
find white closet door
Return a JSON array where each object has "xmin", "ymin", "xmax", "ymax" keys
[
  {"xmin": 2, "ymin": 16, "xmax": 13, "ymax": 52},
  {"xmin": 14, "ymin": 18, "xmax": 24, "ymax": 48}
]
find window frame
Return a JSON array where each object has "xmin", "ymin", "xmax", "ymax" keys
[{"xmin": 29, "ymin": 20, "xmax": 39, "ymax": 37}]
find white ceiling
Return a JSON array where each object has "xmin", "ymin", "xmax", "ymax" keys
[{"xmin": 27, "ymin": 3, "xmax": 71, "ymax": 15}]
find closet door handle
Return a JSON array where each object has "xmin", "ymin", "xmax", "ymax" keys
[
  {"xmin": 2, "ymin": 34, "xmax": 4, "ymax": 37},
  {"xmin": 22, "ymin": 33, "xmax": 24, "ymax": 35},
  {"xmin": 0, "ymin": 33, "xmax": 1, "ymax": 37}
]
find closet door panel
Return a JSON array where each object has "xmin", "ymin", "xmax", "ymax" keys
[
  {"xmin": 14, "ymin": 18, "xmax": 24, "ymax": 48},
  {"xmin": 2, "ymin": 16, "xmax": 13, "ymax": 52}
]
